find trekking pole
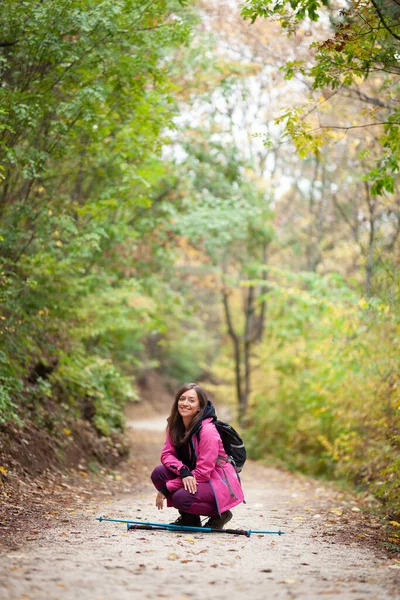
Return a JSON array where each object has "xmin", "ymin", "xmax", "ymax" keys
[
  {"xmin": 97, "ymin": 516, "xmax": 284, "ymax": 537},
  {"xmin": 97, "ymin": 516, "xmax": 250, "ymax": 537}
]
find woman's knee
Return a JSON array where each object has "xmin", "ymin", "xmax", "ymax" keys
[
  {"xmin": 170, "ymin": 488, "xmax": 194, "ymax": 512},
  {"xmin": 151, "ymin": 465, "xmax": 169, "ymax": 487}
]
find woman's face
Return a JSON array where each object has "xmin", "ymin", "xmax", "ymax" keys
[{"xmin": 177, "ymin": 389, "xmax": 200, "ymax": 423}]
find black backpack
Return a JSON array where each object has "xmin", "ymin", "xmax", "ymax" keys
[{"xmin": 213, "ymin": 419, "xmax": 247, "ymax": 473}]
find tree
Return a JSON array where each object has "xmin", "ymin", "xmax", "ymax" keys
[
  {"xmin": 166, "ymin": 132, "xmax": 274, "ymax": 422},
  {"xmin": 241, "ymin": 0, "xmax": 400, "ymax": 196},
  {"xmin": 0, "ymin": 0, "xmax": 193, "ymax": 430}
]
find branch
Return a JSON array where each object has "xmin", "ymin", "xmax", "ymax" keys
[
  {"xmin": 310, "ymin": 121, "xmax": 399, "ymax": 132},
  {"xmin": 370, "ymin": 0, "xmax": 400, "ymax": 41},
  {"xmin": 132, "ymin": 23, "xmax": 175, "ymax": 32},
  {"xmin": 300, "ymin": 88, "xmax": 341, "ymax": 121},
  {"xmin": 222, "ymin": 284, "xmax": 240, "ymax": 347},
  {"xmin": 342, "ymin": 87, "xmax": 393, "ymax": 109},
  {"xmin": 332, "ymin": 194, "xmax": 360, "ymax": 242}
]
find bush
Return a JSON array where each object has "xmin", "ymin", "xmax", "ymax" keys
[
  {"xmin": 247, "ymin": 270, "xmax": 400, "ymax": 516},
  {"xmin": 52, "ymin": 352, "xmax": 137, "ymax": 436}
]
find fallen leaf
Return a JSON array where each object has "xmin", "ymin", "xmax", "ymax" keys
[{"xmin": 389, "ymin": 521, "xmax": 400, "ymax": 527}]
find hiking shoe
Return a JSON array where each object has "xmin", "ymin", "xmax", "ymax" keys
[
  {"xmin": 203, "ymin": 510, "xmax": 233, "ymax": 529},
  {"xmin": 170, "ymin": 512, "xmax": 201, "ymax": 527}
]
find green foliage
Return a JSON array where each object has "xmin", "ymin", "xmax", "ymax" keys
[
  {"xmin": 159, "ymin": 324, "xmax": 214, "ymax": 382},
  {"xmin": 247, "ymin": 269, "xmax": 400, "ymax": 515},
  {"xmin": 170, "ymin": 132, "xmax": 274, "ymax": 263},
  {"xmin": 0, "ymin": 377, "xmax": 22, "ymax": 425},
  {"xmin": 241, "ymin": 0, "xmax": 330, "ymax": 24},
  {"xmin": 0, "ymin": 0, "xmax": 194, "ymax": 438},
  {"xmin": 52, "ymin": 352, "xmax": 137, "ymax": 436}
]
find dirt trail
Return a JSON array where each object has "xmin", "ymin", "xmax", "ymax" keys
[{"xmin": 1, "ymin": 402, "xmax": 399, "ymax": 600}]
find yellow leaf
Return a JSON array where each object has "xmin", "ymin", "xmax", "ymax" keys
[
  {"xmin": 0, "ymin": 466, "xmax": 8, "ymax": 474},
  {"xmin": 359, "ymin": 298, "xmax": 367, "ymax": 309},
  {"xmin": 185, "ymin": 537, "xmax": 195, "ymax": 543},
  {"xmin": 63, "ymin": 429, "xmax": 71, "ymax": 435},
  {"xmin": 168, "ymin": 553, "xmax": 179, "ymax": 560},
  {"xmin": 390, "ymin": 521, "xmax": 400, "ymax": 527}
]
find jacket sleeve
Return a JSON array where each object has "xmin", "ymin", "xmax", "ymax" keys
[
  {"xmin": 161, "ymin": 431, "xmax": 188, "ymax": 494},
  {"xmin": 191, "ymin": 423, "xmax": 220, "ymax": 483},
  {"xmin": 160, "ymin": 431, "xmax": 186, "ymax": 475}
]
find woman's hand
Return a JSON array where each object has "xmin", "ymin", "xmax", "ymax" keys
[
  {"xmin": 156, "ymin": 491, "xmax": 165, "ymax": 510},
  {"xmin": 182, "ymin": 475, "xmax": 197, "ymax": 494}
]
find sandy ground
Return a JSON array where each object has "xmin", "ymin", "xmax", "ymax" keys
[{"xmin": 0, "ymin": 404, "xmax": 399, "ymax": 600}]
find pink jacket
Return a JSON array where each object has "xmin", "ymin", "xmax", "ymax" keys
[{"xmin": 161, "ymin": 417, "xmax": 245, "ymax": 515}]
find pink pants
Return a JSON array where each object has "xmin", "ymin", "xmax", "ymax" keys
[{"xmin": 151, "ymin": 465, "xmax": 219, "ymax": 517}]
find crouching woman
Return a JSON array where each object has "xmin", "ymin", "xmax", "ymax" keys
[{"xmin": 150, "ymin": 383, "xmax": 244, "ymax": 529}]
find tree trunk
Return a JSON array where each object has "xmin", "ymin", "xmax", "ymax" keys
[
  {"xmin": 364, "ymin": 182, "xmax": 376, "ymax": 296},
  {"xmin": 221, "ymin": 285, "xmax": 243, "ymax": 417},
  {"xmin": 241, "ymin": 285, "xmax": 254, "ymax": 423}
]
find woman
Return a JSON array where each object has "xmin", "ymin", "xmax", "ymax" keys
[{"xmin": 150, "ymin": 383, "xmax": 245, "ymax": 528}]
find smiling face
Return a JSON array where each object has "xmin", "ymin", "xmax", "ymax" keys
[{"xmin": 177, "ymin": 389, "xmax": 200, "ymax": 425}]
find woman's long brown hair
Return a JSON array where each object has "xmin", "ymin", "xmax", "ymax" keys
[{"xmin": 167, "ymin": 383, "xmax": 208, "ymax": 447}]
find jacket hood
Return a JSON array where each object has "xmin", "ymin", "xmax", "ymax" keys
[
  {"xmin": 191, "ymin": 400, "xmax": 217, "ymax": 436},
  {"xmin": 203, "ymin": 400, "xmax": 217, "ymax": 421}
]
